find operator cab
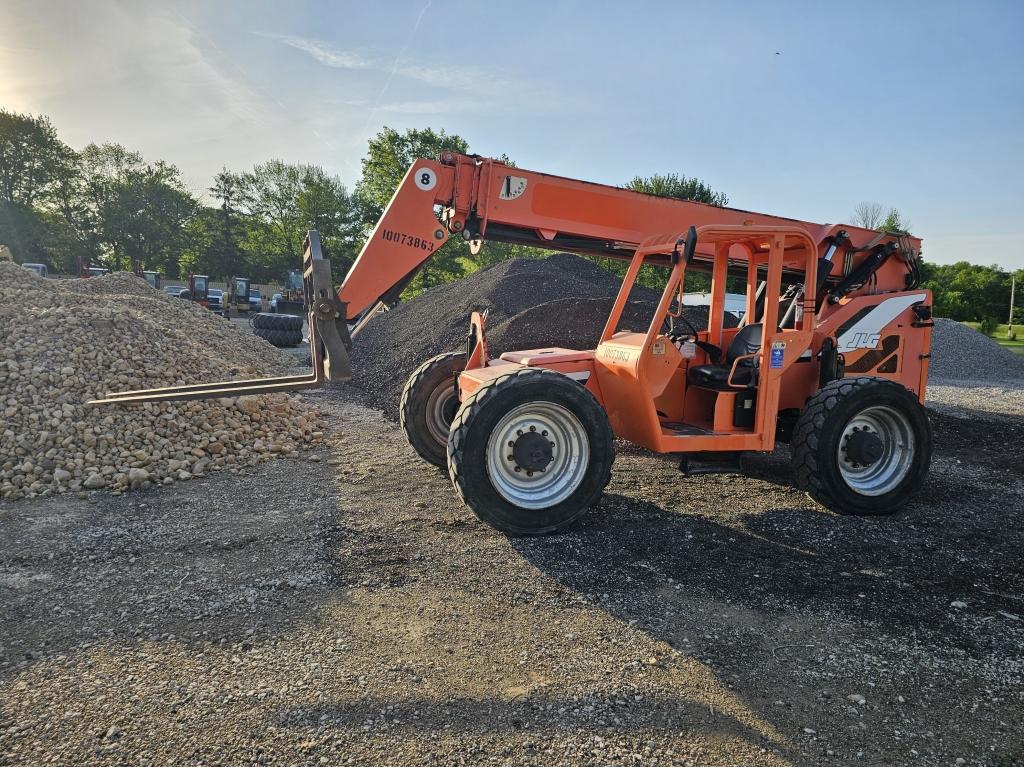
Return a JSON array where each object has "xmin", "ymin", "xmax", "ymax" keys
[{"xmin": 586, "ymin": 225, "xmax": 822, "ymax": 452}]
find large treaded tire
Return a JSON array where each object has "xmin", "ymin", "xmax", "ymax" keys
[
  {"xmin": 791, "ymin": 376, "xmax": 931, "ymax": 515},
  {"xmin": 400, "ymin": 352, "xmax": 467, "ymax": 467},
  {"xmin": 447, "ymin": 368, "xmax": 614, "ymax": 536},
  {"xmin": 254, "ymin": 327, "xmax": 303, "ymax": 347},
  {"xmin": 252, "ymin": 312, "xmax": 302, "ymax": 331}
]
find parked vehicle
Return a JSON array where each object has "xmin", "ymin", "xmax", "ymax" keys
[
  {"xmin": 164, "ymin": 285, "xmax": 184, "ymax": 297},
  {"xmin": 276, "ymin": 270, "xmax": 305, "ymax": 315},
  {"xmin": 230, "ymin": 277, "xmax": 252, "ymax": 313},
  {"xmin": 178, "ymin": 274, "xmax": 210, "ymax": 307},
  {"xmin": 22, "ymin": 263, "xmax": 48, "ymax": 278},
  {"xmin": 270, "ymin": 292, "xmax": 283, "ymax": 313},
  {"xmin": 249, "ymin": 288, "xmax": 261, "ymax": 312},
  {"xmin": 683, "ymin": 292, "xmax": 749, "ymax": 320},
  {"xmin": 207, "ymin": 289, "xmax": 227, "ymax": 316}
]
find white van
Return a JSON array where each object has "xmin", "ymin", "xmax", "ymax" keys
[{"xmin": 682, "ymin": 291, "xmax": 747, "ymax": 320}]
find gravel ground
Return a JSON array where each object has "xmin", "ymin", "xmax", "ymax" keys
[
  {"xmin": 927, "ymin": 379, "xmax": 1024, "ymax": 417},
  {"xmin": 1, "ymin": 378, "xmax": 1022, "ymax": 766}
]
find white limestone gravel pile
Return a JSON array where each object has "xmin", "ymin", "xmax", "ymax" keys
[
  {"xmin": 925, "ymin": 319, "xmax": 1024, "ymax": 417},
  {"xmin": 0, "ymin": 264, "xmax": 321, "ymax": 500},
  {"xmin": 929, "ymin": 318, "xmax": 1024, "ymax": 383}
]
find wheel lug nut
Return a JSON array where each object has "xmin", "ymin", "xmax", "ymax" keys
[
  {"xmin": 549, "ymin": 441, "xmax": 555, "ymax": 447},
  {"xmin": 526, "ymin": 471, "xmax": 533, "ymax": 477},
  {"xmin": 507, "ymin": 455, "xmax": 514, "ymax": 461},
  {"xmin": 514, "ymin": 466, "xmax": 521, "ymax": 472},
  {"xmin": 529, "ymin": 425, "xmax": 536, "ymax": 432},
  {"xmin": 541, "ymin": 430, "xmax": 548, "ymax": 436},
  {"xmin": 516, "ymin": 429, "xmax": 523, "ymax": 436},
  {"xmin": 508, "ymin": 441, "xmax": 514, "ymax": 448}
]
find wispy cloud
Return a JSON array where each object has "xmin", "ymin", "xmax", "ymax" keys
[
  {"xmin": 259, "ymin": 31, "xmax": 539, "ymax": 112},
  {"xmin": 274, "ymin": 35, "xmax": 379, "ymax": 72}
]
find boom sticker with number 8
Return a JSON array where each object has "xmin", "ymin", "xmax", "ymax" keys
[{"xmin": 414, "ymin": 168, "xmax": 437, "ymax": 191}]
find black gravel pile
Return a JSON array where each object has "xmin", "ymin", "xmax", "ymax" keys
[{"xmin": 349, "ymin": 254, "xmax": 737, "ymax": 419}]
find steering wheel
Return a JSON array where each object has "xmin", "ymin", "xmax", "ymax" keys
[{"xmin": 664, "ymin": 313, "xmax": 701, "ymax": 342}]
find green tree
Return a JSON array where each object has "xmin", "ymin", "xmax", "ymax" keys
[
  {"xmin": 0, "ymin": 109, "xmax": 75, "ymax": 208},
  {"xmin": 852, "ymin": 201, "xmax": 885, "ymax": 229},
  {"xmin": 354, "ymin": 127, "xmax": 474, "ymax": 295},
  {"xmin": 206, "ymin": 168, "xmax": 245, "ymax": 279},
  {"xmin": 0, "ymin": 109, "xmax": 81, "ymax": 268},
  {"xmin": 0, "ymin": 199, "xmax": 49, "ymax": 264},
  {"xmin": 228, "ymin": 160, "xmax": 358, "ymax": 282},
  {"xmin": 851, "ymin": 201, "xmax": 911, "ymax": 233},
  {"xmin": 98, "ymin": 160, "xmax": 199, "ymax": 274},
  {"xmin": 354, "ymin": 127, "xmax": 468, "ymax": 219},
  {"xmin": 881, "ymin": 208, "xmax": 911, "ymax": 234},
  {"xmin": 40, "ymin": 143, "xmax": 200, "ymax": 275},
  {"xmin": 625, "ymin": 173, "xmax": 729, "ymax": 207},
  {"xmin": 919, "ymin": 261, "xmax": 1012, "ymax": 321},
  {"xmin": 591, "ymin": 173, "xmax": 732, "ymax": 292}
]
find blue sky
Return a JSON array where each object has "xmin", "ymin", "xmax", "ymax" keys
[{"xmin": 2, "ymin": 0, "xmax": 1022, "ymax": 268}]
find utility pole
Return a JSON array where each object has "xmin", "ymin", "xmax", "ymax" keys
[{"xmin": 1009, "ymin": 272, "xmax": 1016, "ymax": 338}]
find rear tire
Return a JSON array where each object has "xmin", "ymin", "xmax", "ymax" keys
[
  {"xmin": 252, "ymin": 312, "xmax": 302, "ymax": 332},
  {"xmin": 400, "ymin": 352, "xmax": 467, "ymax": 467},
  {"xmin": 254, "ymin": 327, "xmax": 303, "ymax": 347},
  {"xmin": 791, "ymin": 376, "xmax": 931, "ymax": 515},
  {"xmin": 447, "ymin": 368, "xmax": 613, "ymax": 535}
]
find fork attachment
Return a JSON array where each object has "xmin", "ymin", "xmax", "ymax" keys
[{"xmin": 89, "ymin": 231, "xmax": 352, "ymax": 405}]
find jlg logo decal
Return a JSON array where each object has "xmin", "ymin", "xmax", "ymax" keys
[{"xmin": 839, "ymin": 332, "xmax": 882, "ymax": 351}]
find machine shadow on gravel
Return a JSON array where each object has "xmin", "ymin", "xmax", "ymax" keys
[
  {"xmin": 271, "ymin": 692, "xmax": 787, "ymax": 753},
  {"xmin": 511, "ymin": 483, "xmax": 1024, "ymax": 653}
]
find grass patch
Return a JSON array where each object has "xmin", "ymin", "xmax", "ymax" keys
[{"xmin": 964, "ymin": 321, "xmax": 1024, "ymax": 356}]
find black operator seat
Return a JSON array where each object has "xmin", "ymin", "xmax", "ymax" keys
[{"xmin": 687, "ymin": 323, "xmax": 763, "ymax": 391}]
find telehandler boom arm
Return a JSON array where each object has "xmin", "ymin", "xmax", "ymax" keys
[
  {"xmin": 340, "ymin": 151, "xmax": 920, "ymax": 321},
  {"xmin": 90, "ymin": 152, "xmax": 922, "ymax": 404}
]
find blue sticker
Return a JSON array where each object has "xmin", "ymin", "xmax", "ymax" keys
[{"xmin": 770, "ymin": 342, "xmax": 785, "ymax": 369}]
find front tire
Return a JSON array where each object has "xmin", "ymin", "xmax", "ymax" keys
[
  {"xmin": 447, "ymin": 368, "xmax": 614, "ymax": 535},
  {"xmin": 400, "ymin": 352, "xmax": 467, "ymax": 467},
  {"xmin": 791, "ymin": 377, "xmax": 931, "ymax": 515}
]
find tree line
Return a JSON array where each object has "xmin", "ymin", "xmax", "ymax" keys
[{"xmin": 1, "ymin": 107, "xmax": 1019, "ymax": 323}]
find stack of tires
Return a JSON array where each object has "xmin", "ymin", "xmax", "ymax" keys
[{"xmin": 250, "ymin": 312, "xmax": 303, "ymax": 347}]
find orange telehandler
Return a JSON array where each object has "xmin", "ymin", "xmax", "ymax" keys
[{"xmin": 93, "ymin": 152, "xmax": 934, "ymax": 534}]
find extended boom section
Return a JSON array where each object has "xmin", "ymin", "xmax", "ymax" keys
[{"xmin": 339, "ymin": 152, "xmax": 921, "ymax": 321}]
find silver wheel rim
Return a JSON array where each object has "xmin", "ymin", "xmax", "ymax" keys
[
  {"xmin": 837, "ymin": 405, "xmax": 915, "ymax": 496},
  {"xmin": 485, "ymin": 401, "xmax": 590, "ymax": 509},
  {"xmin": 425, "ymin": 379, "xmax": 457, "ymax": 446}
]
